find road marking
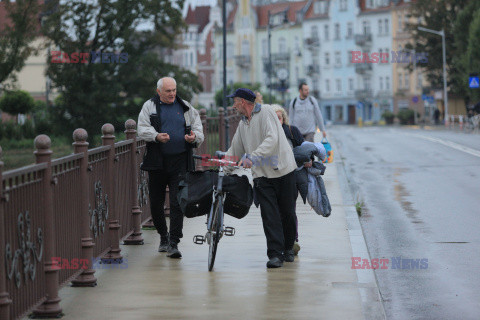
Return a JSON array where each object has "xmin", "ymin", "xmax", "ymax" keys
[{"xmin": 406, "ymin": 133, "xmax": 480, "ymax": 158}]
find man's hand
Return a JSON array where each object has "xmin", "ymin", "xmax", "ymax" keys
[
  {"xmin": 322, "ymin": 131, "xmax": 327, "ymax": 138},
  {"xmin": 185, "ymin": 131, "xmax": 196, "ymax": 143},
  {"xmin": 304, "ymin": 160, "xmax": 313, "ymax": 168},
  {"xmin": 156, "ymin": 133, "xmax": 170, "ymax": 143},
  {"xmin": 238, "ymin": 157, "xmax": 253, "ymax": 169}
]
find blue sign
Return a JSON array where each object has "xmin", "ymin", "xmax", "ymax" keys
[
  {"xmin": 357, "ymin": 102, "xmax": 364, "ymax": 109},
  {"xmin": 469, "ymin": 76, "xmax": 480, "ymax": 88},
  {"xmin": 422, "ymin": 95, "xmax": 434, "ymax": 102},
  {"xmin": 412, "ymin": 96, "xmax": 419, "ymax": 103}
]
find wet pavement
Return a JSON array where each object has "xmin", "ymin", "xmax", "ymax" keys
[
  {"xmin": 331, "ymin": 126, "xmax": 480, "ymax": 320},
  {"xmin": 25, "ymin": 133, "xmax": 385, "ymax": 320}
]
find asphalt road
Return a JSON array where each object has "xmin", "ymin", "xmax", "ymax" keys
[{"xmin": 331, "ymin": 126, "xmax": 480, "ymax": 320}]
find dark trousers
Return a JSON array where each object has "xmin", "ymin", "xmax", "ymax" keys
[
  {"xmin": 254, "ymin": 171, "xmax": 297, "ymax": 260},
  {"xmin": 148, "ymin": 153, "xmax": 187, "ymax": 244}
]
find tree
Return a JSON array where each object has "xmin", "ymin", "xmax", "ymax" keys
[
  {"xmin": 451, "ymin": 3, "xmax": 480, "ymax": 105},
  {"xmin": 0, "ymin": 89, "xmax": 35, "ymax": 116},
  {"xmin": 0, "ymin": 0, "xmax": 43, "ymax": 89},
  {"xmin": 406, "ymin": 0, "xmax": 470, "ymax": 91},
  {"xmin": 41, "ymin": 0, "xmax": 202, "ymax": 138},
  {"xmin": 214, "ymin": 82, "xmax": 262, "ymax": 107}
]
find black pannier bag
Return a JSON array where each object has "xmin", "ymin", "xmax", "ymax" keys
[
  {"xmin": 222, "ymin": 174, "xmax": 253, "ymax": 219},
  {"xmin": 177, "ymin": 170, "xmax": 253, "ymax": 219},
  {"xmin": 177, "ymin": 171, "xmax": 216, "ymax": 218}
]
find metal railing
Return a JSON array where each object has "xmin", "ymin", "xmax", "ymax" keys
[{"xmin": 0, "ymin": 109, "xmax": 241, "ymax": 319}]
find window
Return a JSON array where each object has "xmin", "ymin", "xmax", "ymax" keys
[
  {"xmin": 398, "ymin": 73, "xmax": 403, "ymax": 89},
  {"xmin": 278, "ymin": 37, "xmax": 287, "ymax": 53},
  {"xmin": 334, "ymin": 23, "xmax": 340, "ymax": 40},
  {"xmin": 404, "ymin": 73, "xmax": 409, "ymax": 89},
  {"xmin": 417, "ymin": 73, "xmax": 423, "ymax": 89},
  {"xmin": 367, "ymin": 0, "xmax": 374, "ymax": 8},
  {"xmin": 184, "ymin": 52, "xmax": 188, "ymax": 66},
  {"xmin": 311, "ymin": 26, "xmax": 319, "ymax": 39},
  {"xmin": 380, "ymin": 77, "xmax": 384, "ymax": 90},
  {"xmin": 227, "ymin": 42, "xmax": 234, "ymax": 58},
  {"xmin": 386, "ymin": 76, "xmax": 390, "ymax": 90},
  {"xmin": 295, "ymin": 66, "xmax": 299, "ymax": 83},
  {"xmin": 363, "ymin": 21, "xmax": 371, "ymax": 34},
  {"xmin": 348, "ymin": 50, "xmax": 353, "ymax": 64},
  {"xmin": 190, "ymin": 52, "xmax": 193, "ymax": 66},
  {"xmin": 324, "ymin": 25, "xmax": 329, "ymax": 40},
  {"xmin": 326, "ymin": 79, "xmax": 330, "ymax": 92},
  {"xmin": 365, "ymin": 78, "xmax": 371, "ymax": 90},
  {"xmin": 336, "ymin": 79, "xmax": 342, "ymax": 92},
  {"xmin": 347, "ymin": 22, "xmax": 353, "ymax": 38},
  {"xmin": 384, "ymin": 19, "xmax": 389, "ymax": 34},
  {"xmin": 314, "ymin": 1, "xmax": 321, "ymax": 14},
  {"xmin": 241, "ymin": 40, "xmax": 250, "ymax": 56},
  {"xmin": 378, "ymin": 19, "xmax": 383, "ymax": 34},
  {"xmin": 340, "ymin": 0, "xmax": 347, "ymax": 11},
  {"xmin": 398, "ymin": 13, "xmax": 403, "ymax": 31},
  {"xmin": 349, "ymin": 78, "xmax": 354, "ymax": 91},
  {"xmin": 335, "ymin": 51, "xmax": 341, "ymax": 66},
  {"xmin": 325, "ymin": 52, "xmax": 330, "ymax": 66},
  {"xmin": 262, "ymin": 39, "xmax": 267, "ymax": 57}
]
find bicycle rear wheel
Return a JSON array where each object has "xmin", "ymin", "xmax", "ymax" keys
[{"xmin": 208, "ymin": 196, "xmax": 222, "ymax": 271}]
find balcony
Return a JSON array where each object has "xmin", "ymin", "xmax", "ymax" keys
[
  {"xmin": 306, "ymin": 64, "xmax": 320, "ymax": 76},
  {"xmin": 354, "ymin": 63, "xmax": 373, "ymax": 74},
  {"xmin": 355, "ymin": 89, "xmax": 373, "ymax": 100},
  {"xmin": 376, "ymin": 90, "xmax": 392, "ymax": 98},
  {"xmin": 271, "ymin": 52, "xmax": 290, "ymax": 62},
  {"xmin": 234, "ymin": 55, "xmax": 251, "ymax": 68},
  {"xmin": 304, "ymin": 36, "xmax": 320, "ymax": 51},
  {"xmin": 355, "ymin": 33, "xmax": 372, "ymax": 47}
]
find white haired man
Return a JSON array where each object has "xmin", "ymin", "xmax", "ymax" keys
[{"xmin": 138, "ymin": 77, "xmax": 204, "ymax": 258}]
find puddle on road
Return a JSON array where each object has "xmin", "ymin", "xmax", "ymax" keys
[{"xmin": 393, "ymin": 168, "xmax": 424, "ymax": 225}]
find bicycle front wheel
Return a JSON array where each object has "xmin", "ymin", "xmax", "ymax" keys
[{"xmin": 208, "ymin": 196, "xmax": 222, "ymax": 271}]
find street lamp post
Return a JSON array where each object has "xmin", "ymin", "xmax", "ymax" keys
[
  {"xmin": 418, "ymin": 27, "xmax": 448, "ymax": 124},
  {"xmin": 222, "ymin": 0, "xmax": 227, "ymax": 110},
  {"xmin": 267, "ymin": 11, "xmax": 272, "ymax": 104}
]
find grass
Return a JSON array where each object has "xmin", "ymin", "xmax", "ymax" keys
[
  {"xmin": 1, "ymin": 131, "xmax": 129, "ymax": 172},
  {"xmin": 355, "ymin": 201, "xmax": 364, "ymax": 217}
]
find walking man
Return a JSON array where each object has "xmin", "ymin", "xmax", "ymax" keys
[
  {"xmin": 138, "ymin": 77, "xmax": 204, "ymax": 258},
  {"xmin": 225, "ymin": 88, "xmax": 297, "ymax": 268},
  {"xmin": 289, "ymin": 82, "xmax": 327, "ymax": 142}
]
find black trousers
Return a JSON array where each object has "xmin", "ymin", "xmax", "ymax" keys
[
  {"xmin": 253, "ymin": 171, "xmax": 297, "ymax": 260},
  {"xmin": 148, "ymin": 153, "xmax": 187, "ymax": 244}
]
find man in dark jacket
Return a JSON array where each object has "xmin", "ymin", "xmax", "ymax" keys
[{"xmin": 138, "ymin": 77, "xmax": 204, "ymax": 258}]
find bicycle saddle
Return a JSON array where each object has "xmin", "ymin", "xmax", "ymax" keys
[{"xmin": 215, "ymin": 151, "xmax": 226, "ymax": 159}]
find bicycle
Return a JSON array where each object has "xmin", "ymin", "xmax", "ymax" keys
[
  {"xmin": 192, "ymin": 153, "xmax": 239, "ymax": 271},
  {"xmin": 464, "ymin": 114, "xmax": 480, "ymax": 133}
]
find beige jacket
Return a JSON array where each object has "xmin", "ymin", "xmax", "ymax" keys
[{"xmin": 226, "ymin": 104, "xmax": 297, "ymax": 179}]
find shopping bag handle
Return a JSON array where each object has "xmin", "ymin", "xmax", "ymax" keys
[{"xmin": 321, "ymin": 137, "xmax": 329, "ymax": 144}]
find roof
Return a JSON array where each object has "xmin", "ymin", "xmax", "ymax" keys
[
  {"xmin": 358, "ymin": 0, "xmax": 393, "ymax": 14},
  {"xmin": 303, "ymin": 0, "xmax": 330, "ymax": 20},
  {"xmin": 184, "ymin": 5, "xmax": 211, "ymax": 33},
  {"xmin": 255, "ymin": 1, "xmax": 309, "ymax": 28},
  {"xmin": 0, "ymin": 2, "xmax": 10, "ymax": 32}
]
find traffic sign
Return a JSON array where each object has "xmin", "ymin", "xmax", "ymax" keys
[
  {"xmin": 469, "ymin": 76, "xmax": 480, "ymax": 88},
  {"xmin": 412, "ymin": 96, "xmax": 419, "ymax": 103}
]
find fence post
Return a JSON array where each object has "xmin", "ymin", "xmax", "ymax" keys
[
  {"xmin": 101, "ymin": 124, "xmax": 122, "ymax": 262},
  {"xmin": 32, "ymin": 135, "xmax": 62, "ymax": 318},
  {"xmin": 0, "ymin": 146, "xmax": 12, "ymax": 320},
  {"xmin": 124, "ymin": 120, "xmax": 144, "ymax": 245},
  {"xmin": 219, "ymin": 107, "xmax": 225, "ymax": 152},
  {"xmin": 71, "ymin": 129, "xmax": 97, "ymax": 286},
  {"xmin": 197, "ymin": 109, "xmax": 208, "ymax": 170}
]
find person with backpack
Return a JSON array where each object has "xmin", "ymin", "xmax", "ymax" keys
[{"xmin": 288, "ymin": 82, "xmax": 327, "ymax": 142}]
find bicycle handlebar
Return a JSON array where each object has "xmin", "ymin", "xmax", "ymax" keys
[{"xmin": 193, "ymin": 154, "xmax": 239, "ymax": 167}]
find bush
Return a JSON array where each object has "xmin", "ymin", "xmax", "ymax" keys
[
  {"xmin": 22, "ymin": 119, "xmax": 35, "ymax": 139},
  {"xmin": 0, "ymin": 90, "xmax": 35, "ymax": 116},
  {"xmin": 397, "ymin": 109, "xmax": 415, "ymax": 125},
  {"xmin": 382, "ymin": 110, "xmax": 395, "ymax": 124}
]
